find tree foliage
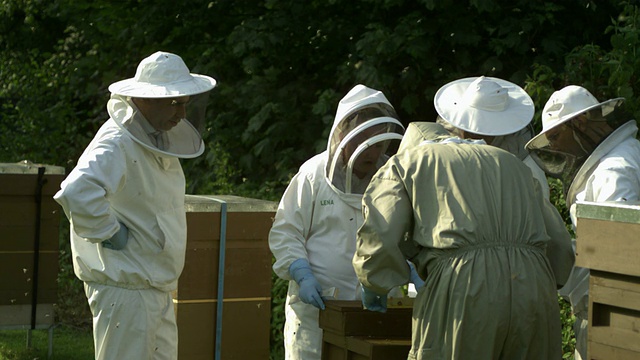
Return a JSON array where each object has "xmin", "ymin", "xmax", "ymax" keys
[
  {"xmin": 526, "ymin": 3, "xmax": 640, "ymax": 129},
  {"xmin": 1, "ymin": 0, "xmax": 631, "ymax": 199},
  {"xmin": 3, "ymin": 2, "xmax": 640, "ymax": 358}
]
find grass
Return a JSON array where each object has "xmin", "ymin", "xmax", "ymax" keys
[
  {"xmin": 0, "ymin": 299, "xmax": 574, "ymax": 360},
  {"xmin": 0, "ymin": 222, "xmax": 95, "ymax": 360},
  {"xmin": 0, "ymin": 325, "xmax": 93, "ymax": 360}
]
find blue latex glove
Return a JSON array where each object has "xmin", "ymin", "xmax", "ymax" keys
[
  {"xmin": 361, "ymin": 286, "xmax": 387, "ymax": 313},
  {"xmin": 102, "ymin": 222, "xmax": 129, "ymax": 250},
  {"xmin": 408, "ymin": 260, "xmax": 425, "ymax": 290},
  {"xmin": 289, "ymin": 259, "xmax": 325, "ymax": 310}
]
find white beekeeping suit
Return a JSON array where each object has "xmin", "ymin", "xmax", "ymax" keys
[
  {"xmin": 54, "ymin": 51, "xmax": 216, "ymax": 360},
  {"xmin": 434, "ymin": 76, "xmax": 550, "ymax": 198},
  {"xmin": 269, "ymin": 84, "xmax": 405, "ymax": 360},
  {"xmin": 526, "ymin": 85, "xmax": 640, "ymax": 360}
]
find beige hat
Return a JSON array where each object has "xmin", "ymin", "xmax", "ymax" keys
[
  {"xmin": 108, "ymin": 51, "xmax": 216, "ymax": 98},
  {"xmin": 434, "ymin": 76, "xmax": 534, "ymax": 136}
]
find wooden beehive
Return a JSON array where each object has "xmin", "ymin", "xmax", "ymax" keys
[
  {"xmin": 319, "ymin": 300, "xmax": 412, "ymax": 360},
  {"xmin": 0, "ymin": 161, "xmax": 65, "ymax": 329},
  {"xmin": 174, "ymin": 195, "xmax": 277, "ymax": 360},
  {"xmin": 575, "ymin": 201, "xmax": 640, "ymax": 360}
]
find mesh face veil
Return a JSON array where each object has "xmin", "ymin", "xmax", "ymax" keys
[
  {"xmin": 107, "ymin": 51, "xmax": 216, "ymax": 158},
  {"xmin": 107, "ymin": 94, "xmax": 211, "ymax": 158},
  {"xmin": 527, "ymin": 99, "xmax": 627, "ymax": 193},
  {"xmin": 326, "ymin": 102, "xmax": 404, "ymax": 195}
]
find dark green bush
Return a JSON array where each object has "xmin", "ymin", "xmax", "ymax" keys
[{"xmin": 4, "ymin": 1, "xmax": 640, "ymax": 359}]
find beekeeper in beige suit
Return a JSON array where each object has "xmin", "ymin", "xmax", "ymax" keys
[
  {"xmin": 353, "ymin": 122, "xmax": 575, "ymax": 360},
  {"xmin": 435, "ymin": 76, "xmax": 550, "ymax": 198}
]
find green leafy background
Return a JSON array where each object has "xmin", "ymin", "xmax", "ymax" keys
[{"xmin": 2, "ymin": 1, "xmax": 640, "ymax": 359}]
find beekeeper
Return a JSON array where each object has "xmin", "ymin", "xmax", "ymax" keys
[
  {"xmin": 268, "ymin": 84, "xmax": 409, "ymax": 360},
  {"xmin": 353, "ymin": 122, "xmax": 575, "ymax": 359},
  {"xmin": 435, "ymin": 76, "xmax": 550, "ymax": 198},
  {"xmin": 526, "ymin": 85, "xmax": 640, "ymax": 360},
  {"xmin": 54, "ymin": 51, "xmax": 216, "ymax": 360}
]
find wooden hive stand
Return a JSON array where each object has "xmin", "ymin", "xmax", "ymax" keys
[
  {"xmin": 0, "ymin": 161, "xmax": 66, "ymax": 358},
  {"xmin": 319, "ymin": 299, "xmax": 413, "ymax": 360},
  {"xmin": 174, "ymin": 195, "xmax": 277, "ymax": 360}
]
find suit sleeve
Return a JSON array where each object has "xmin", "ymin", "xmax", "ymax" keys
[
  {"xmin": 269, "ymin": 170, "xmax": 315, "ymax": 280},
  {"xmin": 539, "ymin": 185, "xmax": 575, "ymax": 288},
  {"xmin": 54, "ymin": 137, "xmax": 127, "ymax": 243},
  {"xmin": 353, "ymin": 162, "xmax": 414, "ymax": 295}
]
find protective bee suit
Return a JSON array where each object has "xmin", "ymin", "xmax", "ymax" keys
[
  {"xmin": 54, "ymin": 51, "xmax": 216, "ymax": 360},
  {"xmin": 353, "ymin": 122, "xmax": 575, "ymax": 360},
  {"xmin": 269, "ymin": 84, "xmax": 404, "ymax": 360},
  {"xmin": 435, "ymin": 76, "xmax": 550, "ymax": 198},
  {"xmin": 526, "ymin": 85, "xmax": 640, "ymax": 360}
]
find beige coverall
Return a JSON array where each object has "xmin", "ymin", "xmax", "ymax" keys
[{"xmin": 353, "ymin": 122, "xmax": 575, "ymax": 360}]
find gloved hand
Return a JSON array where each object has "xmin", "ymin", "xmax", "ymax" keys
[
  {"xmin": 102, "ymin": 222, "xmax": 129, "ymax": 250},
  {"xmin": 407, "ymin": 260, "xmax": 425, "ymax": 290},
  {"xmin": 361, "ymin": 286, "xmax": 387, "ymax": 313},
  {"xmin": 289, "ymin": 259, "xmax": 325, "ymax": 310}
]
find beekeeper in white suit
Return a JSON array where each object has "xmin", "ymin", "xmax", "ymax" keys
[
  {"xmin": 435, "ymin": 76, "xmax": 550, "ymax": 198},
  {"xmin": 54, "ymin": 51, "xmax": 216, "ymax": 360},
  {"xmin": 526, "ymin": 85, "xmax": 640, "ymax": 360},
  {"xmin": 268, "ymin": 84, "xmax": 410, "ymax": 360}
]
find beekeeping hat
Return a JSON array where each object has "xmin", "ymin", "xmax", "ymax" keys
[
  {"xmin": 326, "ymin": 84, "xmax": 404, "ymax": 196},
  {"xmin": 108, "ymin": 51, "xmax": 216, "ymax": 98},
  {"xmin": 525, "ymin": 85, "xmax": 626, "ymax": 197},
  {"xmin": 333, "ymin": 84, "xmax": 394, "ymax": 123},
  {"xmin": 527, "ymin": 85, "xmax": 624, "ymax": 145},
  {"xmin": 106, "ymin": 51, "xmax": 217, "ymax": 158},
  {"xmin": 434, "ymin": 76, "xmax": 534, "ymax": 136}
]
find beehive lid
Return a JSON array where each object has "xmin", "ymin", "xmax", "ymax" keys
[
  {"xmin": 575, "ymin": 201, "xmax": 640, "ymax": 276},
  {"xmin": 185, "ymin": 194, "xmax": 277, "ymax": 213},
  {"xmin": 576, "ymin": 201, "xmax": 640, "ymax": 224},
  {"xmin": 0, "ymin": 160, "xmax": 65, "ymax": 175}
]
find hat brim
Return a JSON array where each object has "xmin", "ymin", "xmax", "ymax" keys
[
  {"xmin": 526, "ymin": 97, "xmax": 625, "ymax": 150},
  {"xmin": 108, "ymin": 74, "xmax": 217, "ymax": 98},
  {"xmin": 434, "ymin": 77, "xmax": 534, "ymax": 136}
]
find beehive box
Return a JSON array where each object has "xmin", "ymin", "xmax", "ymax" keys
[
  {"xmin": 319, "ymin": 300, "xmax": 412, "ymax": 360},
  {"xmin": 322, "ymin": 331, "xmax": 412, "ymax": 360},
  {"xmin": 174, "ymin": 195, "xmax": 277, "ymax": 360},
  {"xmin": 0, "ymin": 161, "xmax": 65, "ymax": 329},
  {"xmin": 575, "ymin": 201, "xmax": 640, "ymax": 360}
]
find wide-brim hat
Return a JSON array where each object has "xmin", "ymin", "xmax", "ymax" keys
[
  {"xmin": 434, "ymin": 76, "xmax": 534, "ymax": 136},
  {"xmin": 536, "ymin": 85, "xmax": 624, "ymax": 136},
  {"xmin": 108, "ymin": 51, "xmax": 217, "ymax": 98},
  {"xmin": 525, "ymin": 86, "xmax": 625, "ymax": 151}
]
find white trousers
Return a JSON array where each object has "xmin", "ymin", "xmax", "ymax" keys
[
  {"xmin": 284, "ymin": 301, "xmax": 322, "ymax": 360},
  {"xmin": 84, "ymin": 282, "xmax": 177, "ymax": 360},
  {"xmin": 558, "ymin": 239, "xmax": 589, "ymax": 360}
]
